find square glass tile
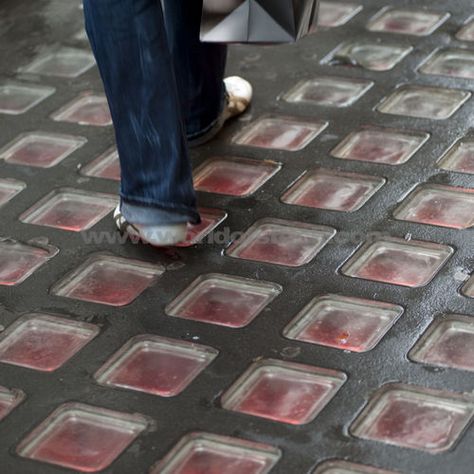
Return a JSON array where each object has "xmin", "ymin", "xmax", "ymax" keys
[
  {"xmin": 317, "ymin": 2, "xmax": 363, "ymax": 28},
  {"xmin": 51, "ymin": 94, "xmax": 112, "ymax": 126},
  {"xmin": 313, "ymin": 460, "xmax": 398, "ymax": 474},
  {"xmin": 462, "ymin": 274, "xmax": 474, "ymax": 298},
  {"xmin": 0, "ymin": 386, "xmax": 25, "ymax": 422},
  {"xmin": 81, "ymin": 147, "xmax": 120, "ymax": 181},
  {"xmin": 177, "ymin": 208, "xmax": 227, "ymax": 247},
  {"xmin": 438, "ymin": 137, "xmax": 474, "ymax": 174},
  {"xmin": 0, "ymin": 83, "xmax": 55, "ymax": 115},
  {"xmin": 420, "ymin": 48, "xmax": 474, "ymax": 79},
  {"xmin": 457, "ymin": 19, "xmax": 474, "ymax": 42},
  {"xmin": 0, "ymin": 178, "xmax": 25, "ymax": 207}
]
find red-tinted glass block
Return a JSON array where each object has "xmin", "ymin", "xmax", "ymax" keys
[
  {"xmin": 0, "ymin": 178, "xmax": 25, "ymax": 207},
  {"xmin": 81, "ymin": 147, "xmax": 121, "ymax": 181},
  {"xmin": 317, "ymin": 1, "xmax": 363, "ymax": 28},
  {"xmin": 463, "ymin": 274, "xmax": 474, "ymax": 298},
  {"xmin": 457, "ymin": 19, "xmax": 474, "ymax": 42},
  {"xmin": 0, "ymin": 386, "xmax": 25, "ymax": 422},
  {"xmin": 420, "ymin": 48, "xmax": 474, "ymax": 80},
  {"xmin": 177, "ymin": 208, "xmax": 227, "ymax": 247},
  {"xmin": 438, "ymin": 137, "xmax": 474, "ymax": 174},
  {"xmin": 313, "ymin": 460, "xmax": 398, "ymax": 474},
  {"xmin": 166, "ymin": 273, "xmax": 282, "ymax": 328},
  {"xmin": 95, "ymin": 335, "xmax": 218, "ymax": 397},
  {"xmin": 0, "ymin": 83, "xmax": 55, "ymax": 115},
  {"xmin": 52, "ymin": 93, "xmax": 112, "ymax": 126}
]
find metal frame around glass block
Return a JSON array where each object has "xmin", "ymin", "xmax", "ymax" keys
[
  {"xmin": 437, "ymin": 136, "xmax": 474, "ymax": 174},
  {"xmin": 0, "ymin": 83, "xmax": 55, "ymax": 115},
  {"xmin": 80, "ymin": 147, "xmax": 120, "ymax": 180},
  {"xmin": 419, "ymin": 47, "xmax": 474, "ymax": 79},
  {"xmin": 51, "ymin": 93, "xmax": 112, "ymax": 126},
  {"xmin": 317, "ymin": 1, "xmax": 363, "ymax": 28},
  {"xmin": 0, "ymin": 386, "xmax": 25, "ymax": 422},
  {"xmin": 0, "ymin": 178, "xmax": 26, "ymax": 207},
  {"xmin": 313, "ymin": 459, "xmax": 399, "ymax": 474}
]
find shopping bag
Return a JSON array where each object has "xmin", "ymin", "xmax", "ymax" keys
[{"xmin": 200, "ymin": 0, "xmax": 319, "ymax": 44}]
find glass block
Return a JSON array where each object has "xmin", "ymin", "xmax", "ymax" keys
[
  {"xmin": 341, "ymin": 237, "xmax": 453, "ymax": 288},
  {"xmin": 17, "ymin": 402, "xmax": 149, "ymax": 472},
  {"xmin": 331, "ymin": 128, "xmax": 429, "ymax": 165},
  {"xmin": 313, "ymin": 460, "xmax": 398, "ymax": 474},
  {"xmin": 233, "ymin": 116, "xmax": 328, "ymax": 151},
  {"xmin": 462, "ymin": 274, "xmax": 474, "ymax": 298},
  {"xmin": 0, "ymin": 313, "xmax": 99, "ymax": 372},
  {"xmin": 284, "ymin": 295, "xmax": 403, "ymax": 353},
  {"xmin": 151, "ymin": 432, "xmax": 281, "ymax": 474},
  {"xmin": 0, "ymin": 178, "xmax": 25, "ymax": 207},
  {"xmin": 281, "ymin": 169, "xmax": 385, "ymax": 212},
  {"xmin": 226, "ymin": 218, "xmax": 336, "ymax": 267},
  {"xmin": 52, "ymin": 93, "xmax": 112, "ymax": 126},
  {"xmin": 221, "ymin": 359, "xmax": 346, "ymax": 425},
  {"xmin": 283, "ymin": 76, "xmax": 373, "ymax": 107},
  {"xmin": 0, "ymin": 239, "xmax": 58, "ymax": 286},
  {"xmin": 457, "ymin": 19, "xmax": 474, "ymax": 42},
  {"xmin": 193, "ymin": 156, "xmax": 281, "ymax": 197},
  {"xmin": 0, "ymin": 386, "xmax": 25, "ymax": 422},
  {"xmin": 51, "ymin": 255, "xmax": 164, "ymax": 306},
  {"xmin": 377, "ymin": 85, "xmax": 471, "ymax": 120},
  {"xmin": 95, "ymin": 335, "xmax": 218, "ymax": 397},
  {"xmin": 438, "ymin": 137, "xmax": 474, "ymax": 174},
  {"xmin": 20, "ymin": 188, "xmax": 118, "ymax": 231},
  {"xmin": 81, "ymin": 147, "xmax": 120, "ymax": 181},
  {"xmin": 19, "ymin": 47, "xmax": 95, "ymax": 78},
  {"xmin": 409, "ymin": 314, "xmax": 474, "ymax": 372},
  {"xmin": 0, "ymin": 132, "xmax": 87, "ymax": 168},
  {"xmin": 420, "ymin": 48, "xmax": 474, "ymax": 79},
  {"xmin": 394, "ymin": 184, "xmax": 474, "ymax": 229},
  {"xmin": 177, "ymin": 207, "xmax": 227, "ymax": 247},
  {"xmin": 317, "ymin": 2, "xmax": 363, "ymax": 28},
  {"xmin": 367, "ymin": 8, "xmax": 449, "ymax": 36},
  {"xmin": 0, "ymin": 83, "xmax": 55, "ymax": 115},
  {"xmin": 350, "ymin": 383, "xmax": 474, "ymax": 453},
  {"xmin": 166, "ymin": 273, "xmax": 282, "ymax": 328}
]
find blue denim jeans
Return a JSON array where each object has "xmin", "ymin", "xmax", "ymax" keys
[{"xmin": 83, "ymin": 0, "xmax": 227, "ymax": 225}]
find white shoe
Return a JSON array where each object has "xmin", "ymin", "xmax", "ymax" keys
[{"xmin": 113, "ymin": 205, "xmax": 187, "ymax": 246}]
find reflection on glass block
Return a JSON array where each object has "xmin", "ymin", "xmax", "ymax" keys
[
  {"xmin": 0, "ymin": 132, "xmax": 87, "ymax": 168},
  {"xmin": 194, "ymin": 156, "xmax": 281, "ymax": 197},
  {"xmin": 281, "ymin": 169, "xmax": 385, "ymax": 212},
  {"xmin": 350, "ymin": 383, "xmax": 474, "ymax": 453},
  {"xmin": 457, "ymin": 19, "xmax": 474, "ymax": 42},
  {"xmin": 0, "ymin": 239, "xmax": 58, "ymax": 286},
  {"xmin": 317, "ymin": 1, "xmax": 363, "ymax": 28},
  {"xmin": 462, "ymin": 274, "xmax": 474, "ymax": 298},
  {"xmin": 284, "ymin": 295, "xmax": 403, "ymax": 353},
  {"xmin": 52, "ymin": 93, "xmax": 112, "ymax": 126},
  {"xmin": 233, "ymin": 116, "xmax": 328, "ymax": 151},
  {"xmin": 166, "ymin": 273, "xmax": 282, "ymax": 328},
  {"xmin": 394, "ymin": 184, "xmax": 474, "ymax": 229},
  {"xmin": 20, "ymin": 188, "xmax": 118, "ymax": 231},
  {"xmin": 177, "ymin": 207, "xmax": 227, "ymax": 247},
  {"xmin": 51, "ymin": 255, "xmax": 164, "ymax": 306},
  {"xmin": 313, "ymin": 460, "xmax": 398, "ymax": 474},
  {"xmin": 367, "ymin": 8, "xmax": 449, "ymax": 36},
  {"xmin": 0, "ymin": 313, "xmax": 99, "ymax": 372},
  {"xmin": 409, "ymin": 314, "xmax": 474, "ymax": 372},
  {"xmin": 0, "ymin": 83, "xmax": 55, "ymax": 115},
  {"xmin": 81, "ymin": 147, "xmax": 120, "ymax": 181},
  {"xmin": 331, "ymin": 127, "xmax": 429, "ymax": 165},
  {"xmin": 420, "ymin": 48, "xmax": 474, "ymax": 79},
  {"xmin": 227, "ymin": 218, "xmax": 336, "ymax": 267},
  {"xmin": 377, "ymin": 85, "xmax": 471, "ymax": 120},
  {"xmin": 151, "ymin": 432, "xmax": 281, "ymax": 474},
  {"xmin": 221, "ymin": 359, "xmax": 346, "ymax": 425},
  {"xmin": 95, "ymin": 335, "xmax": 218, "ymax": 397},
  {"xmin": 17, "ymin": 403, "xmax": 149, "ymax": 472},
  {"xmin": 19, "ymin": 47, "xmax": 95, "ymax": 78},
  {"xmin": 438, "ymin": 137, "xmax": 474, "ymax": 174},
  {"xmin": 0, "ymin": 386, "xmax": 25, "ymax": 422},
  {"xmin": 342, "ymin": 237, "xmax": 453, "ymax": 288},
  {"xmin": 284, "ymin": 76, "xmax": 373, "ymax": 107},
  {"xmin": 0, "ymin": 178, "xmax": 25, "ymax": 207}
]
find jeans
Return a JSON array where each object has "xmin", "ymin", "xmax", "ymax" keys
[{"xmin": 83, "ymin": 0, "xmax": 227, "ymax": 225}]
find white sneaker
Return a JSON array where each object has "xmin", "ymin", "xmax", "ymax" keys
[{"xmin": 113, "ymin": 205, "xmax": 187, "ymax": 246}]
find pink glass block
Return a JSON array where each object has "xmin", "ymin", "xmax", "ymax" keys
[
  {"xmin": 394, "ymin": 184, "xmax": 474, "ymax": 229},
  {"xmin": 281, "ymin": 169, "xmax": 385, "ymax": 212},
  {"xmin": 367, "ymin": 8, "xmax": 449, "ymax": 36},
  {"xmin": 284, "ymin": 76, "xmax": 373, "ymax": 107},
  {"xmin": 420, "ymin": 48, "xmax": 474, "ymax": 80},
  {"xmin": 0, "ymin": 178, "xmax": 25, "ymax": 207},
  {"xmin": 0, "ymin": 132, "xmax": 87, "ymax": 168},
  {"xmin": 377, "ymin": 85, "xmax": 471, "ymax": 120},
  {"xmin": 0, "ymin": 239, "xmax": 58, "ymax": 286},
  {"xmin": 177, "ymin": 208, "xmax": 227, "ymax": 247},
  {"xmin": 0, "ymin": 386, "xmax": 25, "ymax": 422},
  {"xmin": 331, "ymin": 127, "xmax": 429, "ymax": 165},
  {"xmin": 20, "ymin": 188, "xmax": 118, "ymax": 231},
  {"xmin": 17, "ymin": 403, "xmax": 149, "ymax": 472},
  {"xmin": 317, "ymin": 2, "xmax": 363, "ymax": 28},
  {"xmin": 193, "ymin": 157, "xmax": 281, "ymax": 197},
  {"xmin": 151, "ymin": 432, "xmax": 281, "ymax": 474},
  {"xmin": 457, "ymin": 19, "xmax": 474, "ymax": 42},
  {"xmin": 409, "ymin": 314, "xmax": 474, "ymax": 372},
  {"xmin": 350, "ymin": 383, "xmax": 474, "ymax": 453},
  {"xmin": 462, "ymin": 274, "xmax": 474, "ymax": 298},
  {"xmin": 233, "ymin": 116, "xmax": 328, "ymax": 151},
  {"xmin": 0, "ymin": 313, "xmax": 99, "ymax": 372},
  {"xmin": 226, "ymin": 218, "xmax": 336, "ymax": 267},
  {"xmin": 81, "ymin": 147, "xmax": 121, "ymax": 181},
  {"xmin": 284, "ymin": 295, "xmax": 403, "ymax": 353},
  {"xmin": 342, "ymin": 237, "xmax": 453, "ymax": 288},
  {"xmin": 0, "ymin": 83, "xmax": 55, "ymax": 115},
  {"xmin": 51, "ymin": 255, "xmax": 164, "ymax": 306},
  {"xmin": 438, "ymin": 137, "xmax": 474, "ymax": 175},
  {"xmin": 95, "ymin": 335, "xmax": 218, "ymax": 397},
  {"xmin": 52, "ymin": 93, "xmax": 112, "ymax": 126},
  {"xmin": 221, "ymin": 359, "xmax": 346, "ymax": 425},
  {"xmin": 166, "ymin": 273, "xmax": 282, "ymax": 328},
  {"xmin": 313, "ymin": 460, "xmax": 398, "ymax": 474}
]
